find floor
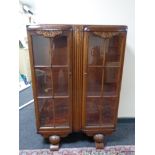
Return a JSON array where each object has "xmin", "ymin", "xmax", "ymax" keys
[
  {"xmin": 19, "ymin": 85, "xmax": 33, "ymax": 107},
  {"xmin": 19, "ymin": 102, "xmax": 135, "ymax": 150}
]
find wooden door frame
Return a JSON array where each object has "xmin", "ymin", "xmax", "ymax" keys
[
  {"xmin": 27, "ymin": 25, "xmax": 73, "ymax": 138},
  {"xmin": 81, "ymin": 26, "xmax": 127, "ymax": 136}
]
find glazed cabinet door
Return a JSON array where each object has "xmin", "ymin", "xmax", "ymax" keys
[
  {"xmin": 27, "ymin": 26, "xmax": 72, "ymax": 134},
  {"xmin": 82, "ymin": 26, "xmax": 127, "ymax": 131}
]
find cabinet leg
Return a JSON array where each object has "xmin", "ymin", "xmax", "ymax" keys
[
  {"xmin": 49, "ymin": 135, "xmax": 60, "ymax": 151},
  {"xmin": 93, "ymin": 134, "xmax": 104, "ymax": 149}
]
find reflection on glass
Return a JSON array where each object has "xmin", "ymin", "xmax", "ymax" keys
[
  {"xmin": 87, "ymin": 67, "xmax": 102, "ymax": 96},
  {"xmin": 105, "ymin": 35, "xmax": 121, "ymax": 66},
  {"xmin": 88, "ymin": 33, "xmax": 122, "ymax": 67},
  {"xmin": 103, "ymin": 83, "xmax": 117, "ymax": 96},
  {"xmin": 104, "ymin": 67, "xmax": 119, "ymax": 83},
  {"xmin": 52, "ymin": 36, "xmax": 68, "ymax": 65},
  {"xmin": 85, "ymin": 32, "xmax": 122, "ymax": 127},
  {"xmin": 32, "ymin": 35, "xmax": 68, "ymax": 66},
  {"xmin": 35, "ymin": 68, "xmax": 52, "ymax": 96},
  {"xmin": 38, "ymin": 98, "xmax": 69, "ymax": 127},
  {"xmin": 54, "ymin": 98, "xmax": 69, "ymax": 127},
  {"xmin": 38, "ymin": 98, "xmax": 54, "ymax": 127},
  {"xmin": 103, "ymin": 67, "xmax": 119, "ymax": 96},
  {"xmin": 35, "ymin": 67, "xmax": 69, "ymax": 96},
  {"xmin": 86, "ymin": 98, "xmax": 100, "ymax": 126},
  {"xmin": 88, "ymin": 34, "xmax": 103, "ymax": 66},
  {"xmin": 86, "ymin": 97, "xmax": 117, "ymax": 126},
  {"xmin": 32, "ymin": 35, "xmax": 51, "ymax": 66},
  {"xmin": 102, "ymin": 97, "xmax": 116, "ymax": 124},
  {"xmin": 53, "ymin": 67, "xmax": 68, "ymax": 96},
  {"xmin": 109, "ymin": 36, "xmax": 119, "ymax": 47}
]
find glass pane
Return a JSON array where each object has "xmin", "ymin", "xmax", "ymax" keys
[
  {"xmin": 103, "ymin": 83, "xmax": 117, "ymax": 96},
  {"xmin": 54, "ymin": 98, "xmax": 69, "ymax": 127},
  {"xmin": 32, "ymin": 35, "xmax": 51, "ymax": 66},
  {"xmin": 87, "ymin": 67, "xmax": 102, "ymax": 96},
  {"xmin": 52, "ymin": 36, "xmax": 68, "ymax": 65},
  {"xmin": 88, "ymin": 34, "xmax": 104, "ymax": 66},
  {"xmin": 103, "ymin": 67, "xmax": 119, "ymax": 96},
  {"xmin": 38, "ymin": 98, "xmax": 54, "ymax": 127},
  {"xmin": 86, "ymin": 97, "xmax": 100, "ymax": 126},
  {"xmin": 52, "ymin": 67, "xmax": 68, "ymax": 96},
  {"xmin": 86, "ymin": 97, "xmax": 117, "ymax": 126},
  {"xmin": 102, "ymin": 97, "xmax": 117, "ymax": 124},
  {"xmin": 105, "ymin": 35, "xmax": 121, "ymax": 66},
  {"xmin": 35, "ymin": 68, "xmax": 52, "ymax": 96},
  {"xmin": 38, "ymin": 98, "xmax": 70, "ymax": 127}
]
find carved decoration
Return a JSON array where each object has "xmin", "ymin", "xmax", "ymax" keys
[
  {"xmin": 36, "ymin": 30, "xmax": 62, "ymax": 38},
  {"xmin": 93, "ymin": 32, "xmax": 119, "ymax": 39}
]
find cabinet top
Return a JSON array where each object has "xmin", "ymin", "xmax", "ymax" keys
[{"xmin": 27, "ymin": 24, "xmax": 127, "ymax": 32}]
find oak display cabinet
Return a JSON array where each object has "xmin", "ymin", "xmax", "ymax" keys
[{"xmin": 27, "ymin": 24, "xmax": 127, "ymax": 150}]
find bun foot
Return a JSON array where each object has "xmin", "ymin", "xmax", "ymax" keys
[
  {"xmin": 93, "ymin": 134, "xmax": 104, "ymax": 149},
  {"xmin": 49, "ymin": 135, "xmax": 60, "ymax": 151},
  {"xmin": 50, "ymin": 144, "xmax": 59, "ymax": 151}
]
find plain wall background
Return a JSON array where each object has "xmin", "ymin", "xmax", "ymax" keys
[{"xmin": 22, "ymin": 0, "xmax": 135, "ymax": 117}]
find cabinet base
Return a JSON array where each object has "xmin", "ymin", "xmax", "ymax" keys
[{"xmin": 48, "ymin": 133, "xmax": 105, "ymax": 151}]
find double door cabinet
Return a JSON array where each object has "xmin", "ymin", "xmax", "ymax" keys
[{"xmin": 27, "ymin": 24, "xmax": 127, "ymax": 150}]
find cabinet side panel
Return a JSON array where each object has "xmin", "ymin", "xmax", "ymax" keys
[
  {"xmin": 113, "ymin": 32, "xmax": 127, "ymax": 126},
  {"xmin": 27, "ymin": 31, "xmax": 40, "ymax": 130}
]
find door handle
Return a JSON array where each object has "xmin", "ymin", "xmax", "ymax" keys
[{"xmin": 84, "ymin": 73, "xmax": 87, "ymax": 77}]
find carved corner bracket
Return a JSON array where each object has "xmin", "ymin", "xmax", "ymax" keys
[
  {"xmin": 93, "ymin": 32, "xmax": 120, "ymax": 39},
  {"xmin": 36, "ymin": 30, "xmax": 62, "ymax": 38}
]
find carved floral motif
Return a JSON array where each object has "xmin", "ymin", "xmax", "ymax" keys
[
  {"xmin": 36, "ymin": 30, "xmax": 62, "ymax": 37},
  {"xmin": 93, "ymin": 32, "xmax": 119, "ymax": 39}
]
